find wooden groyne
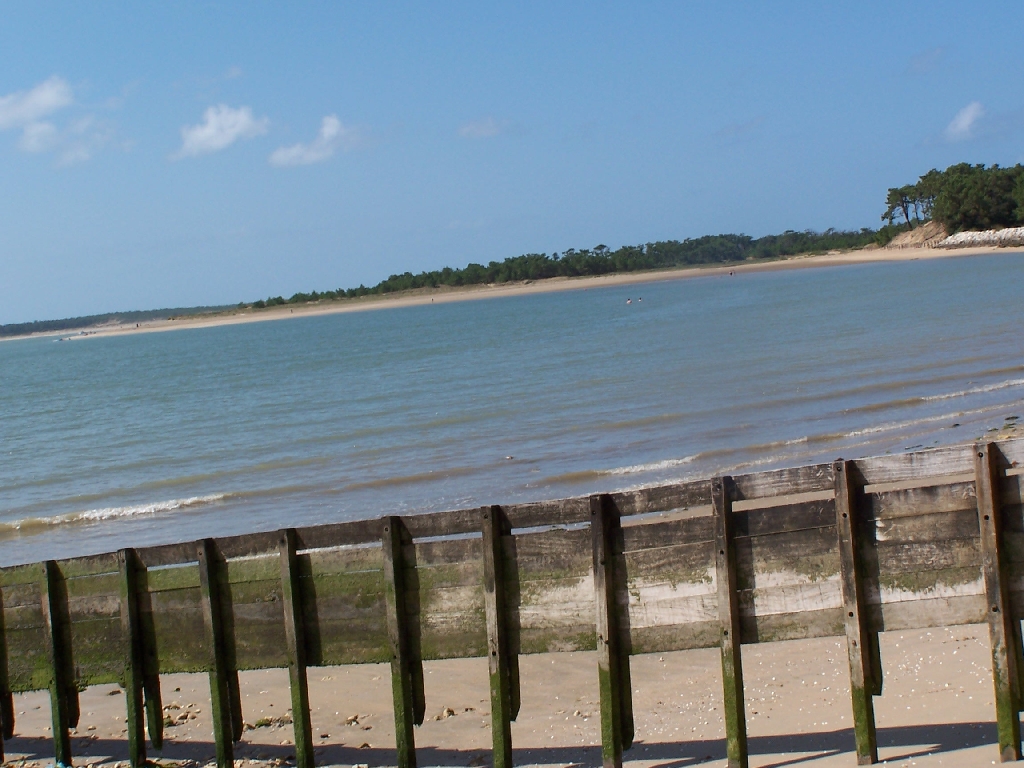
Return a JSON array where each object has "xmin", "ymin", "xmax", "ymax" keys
[{"xmin": 4, "ymin": 438, "xmax": 1024, "ymax": 768}]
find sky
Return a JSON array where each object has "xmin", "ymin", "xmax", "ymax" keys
[{"xmin": 1, "ymin": 2, "xmax": 1023, "ymax": 324}]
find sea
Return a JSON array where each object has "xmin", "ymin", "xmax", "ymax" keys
[{"xmin": 3, "ymin": 252, "xmax": 1024, "ymax": 566}]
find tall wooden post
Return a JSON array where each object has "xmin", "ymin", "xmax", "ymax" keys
[
  {"xmin": 713, "ymin": 477, "xmax": 747, "ymax": 768},
  {"xmin": 975, "ymin": 443, "xmax": 1022, "ymax": 762},
  {"xmin": 41, "ymin": 560, "xmax": 77, "ymax": 768},
  {"xmin": 119, "ymin": 549, "xmax": 148, "ymax": 768},
  {"xmin": 383, "ymin": 516, "xmax": 424, "ymax": 768},
  {"xmin": 280, "ymin": 529, "xmax": 315, "ymax": 768},
  {"xmin": 198, "ymin": 539, "xmax": 238, "ymax": 768},
  {"xmin": 834, "ymin": 460, "xmax": 879, "ymax": 764},
  {"xmin": 481, "ymin": 505, "xmax": 519, "ymax": 768},
  {"xmin": 0, "ymin": 583, "xmax": 14, "ymax": 754},
  {"xmin": 591, "ymin": 494, "xmax": 634, "ymax": 768}
]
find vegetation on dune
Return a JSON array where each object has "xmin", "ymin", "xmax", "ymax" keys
[
  {"xmin": 10, "ymin": 163, "xmax": 1023, "ymax": 335},
  {"xmin": 882, "ymin": 162, "xmax": 1024, "ymax": 234},
  {"xmin": 249, "ymin": 228, "xmax": 881, "ymax": 309}
]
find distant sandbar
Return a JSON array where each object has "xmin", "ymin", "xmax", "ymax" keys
[{"xmin": 9, "ymin": 243, "xmax": 1021, "ymax": 342}]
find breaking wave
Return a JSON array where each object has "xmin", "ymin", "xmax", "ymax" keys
[{"xmin": 0, "ymin": 494, "xmax": 230, "ymax": 539}]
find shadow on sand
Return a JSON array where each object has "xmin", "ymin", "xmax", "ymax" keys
[{"xmin": 2, "ymin": 720, "xmax": 999, "ymax": 766}]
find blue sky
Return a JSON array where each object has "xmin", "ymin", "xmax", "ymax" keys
[{"xmin": 1, "ymin": 2, "xmax": 1022, "ymax": 324}]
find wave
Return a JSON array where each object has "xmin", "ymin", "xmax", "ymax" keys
[
  {"xmin": 606, "ymin": 454, "xmax": 699, "ymax": 475},
  {"xmin": 921, "ymin": 377, "xmax": 1024, "ymax": 402},
  {"xmin": 542, "ymin": 398, "xmax": 1024, "ymax": 489},
  {"xmin": 842, "ymin": 377, "xmax": 1024, "ymax": 417},
  {"xmin": 0, "ymin": 494, "xmax": 229, "ymax": 538}
]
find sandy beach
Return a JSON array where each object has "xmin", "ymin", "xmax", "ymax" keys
[
  {"xmin": 1, "ymin": 625, "xmax": 1005, "ymax": 768},
  {"xmin": 10, "ymin": 244, "xmax": 1020, "ymax": 343}
]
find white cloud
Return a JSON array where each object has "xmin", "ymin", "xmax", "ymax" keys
[
  {"xmin": 57, "ymin": 116, "xmax": 112, "ymax": 165},
  {"xmin": 459, "ymin": 116, "xmax": 504, "ymax": 139},
  {"xmin": 269, "ymin": 115, "xmax": 362, "ymax": 166},
  {"xmin": 176, "ymin": 104, "xmax": 268, "ymax": 158},
  {"xmin": 17, "ymin": 122, "xmax": 58, "ymax": 152},
  {"xmin": 0, "ymin": 76, "xmax": 73, "ymax": 130},
  {"xmin": 0, "ymin": 76, "xmax": 120, "ymax": 165},
  {"xmin": 945, "ymin": 101, "xmax": 984, "ymax": 142}
]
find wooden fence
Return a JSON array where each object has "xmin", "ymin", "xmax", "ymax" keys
[{"xmin": 3, "ymin": 438, "xmax": 1024, "ymax": 768}]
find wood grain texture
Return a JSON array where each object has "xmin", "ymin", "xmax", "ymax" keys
[
  {"xmin": 835, "ymin": 461, "xmax": 878, "ymax": 765},
  {"xmin": 975, "ymin": 443, "xmax": 1021, "ymax": 762},
  {"xmin": 591, "ymin": 494, "xmax": 633, "ymax": 768},
  {"xmin": 713, "ymin": 478, "xmax": 747, "ymax": 768}
]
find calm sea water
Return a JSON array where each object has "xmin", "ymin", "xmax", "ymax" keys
[{"xmin": 3, "ymin": 253, "xmax": 1024, "ymax": 565}]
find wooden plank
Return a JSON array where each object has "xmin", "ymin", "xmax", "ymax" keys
[
  {"xmin": 834, "ymin": 460, "xmax": 878, "ymax": 765},
  {"xmin": 591, "ymin": 494, "xmax": 633, "ymax": 768},
  {"xmin": 508, "ymin": 528, "xmax": 592, "ymax": 580},
  {"xmin": 292, "ymin": 518, "xmax": 382, "ymax": 552},
  {"xmin": 975, "ymin": 443, "xmax": 1021, "ymax": 762},
  {"xmin": 739, "ymin": 607, "xmax": 844, "ymax": 644},
  {"xmin": 855, "ymin": 444, "xmax": 974, "ymax": 486},
  {"xmin": 482, "ymin": 506, "xmax": 517, "ymax": 768},
  {"xmin": 865, "ymin": 482, "xmax": 976, "ymax": 520},
  {"xmin": 733, "ymin": 527, "xmax": 840, "ymax": 591},
  {"xmin": 611, "ymin": 481, "xmax": 712, "ymax": 517},
  {"xmin": 620, "ymin": 515, "xmax": 715, "ymax": 552},
  {"xmin": 873, "ymin": 594, "xmax": 987, "ymax": 630},
  {"xmin": 504, "ymin": 497, "xmax": 592, "ymax": 530},
  {"xmin": 0, "ymin": 563, "xmax": 45, "ymax": 589},
  {"xmin": 118, "ymin": 550, "xmax": 148, "ymax": 768},
  {"xmin": 713, "ymin": 477, "xmax": 748, "ymax": 768},
  {"xmin": 732, "ymin": 500, "xmax": 835, "ymax": 537},
  {"xmin": 57, "ymin": 553, "xmax": 119, "ymax": 579},
  {"xmin": 732, "ymin": 463, "xmax": 834, "ymax": 500},
  {"xmin": 279, "ymin": 530, "xmax": 314, "ymax": 768},
  {"xmin": 622, "ymin": 539, "xmax": 715, "ymax": 588},
  {"xmin": 197, "ymin": 539, "xmax": 239, "ymax": 768},
  {"xmin": 41, "ymin": 560, "xmax": 76, "ymax": 767},
  {"xmin": 383, "ymin": 516, "xmax": 424, "ymax": 768}
]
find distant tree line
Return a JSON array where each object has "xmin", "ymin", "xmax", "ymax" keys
[
  {"xmin": 250, "ymin": 228, "xmax": 881, "ymax": 308},
  {"xmin": 0, "ymin": 306, "xmax": 233, "ymax": 338},
  {"xmin": 882, "ymin": 162, "xmax": 1024, "ymax": 233}
]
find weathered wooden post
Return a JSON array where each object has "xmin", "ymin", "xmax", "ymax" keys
[
  {"xmin": 383, "ymin": 516, "xmax": 425, "ymax": 768},
  {"xmin": 834, "ymin": 460, "xmax": 880, "ymax": 764},
  {"xmin": 591, "ymin": 493, "xmax": 634, "ymax": 768},
  {"xmin": 280, "ymin": 529, "xmax": 315, "ymax": 768},
  {"xmin": 198, "ymin": 539, "xmax": 241, "ymax": 768},
  {"xmin": 713, "ymin": 477, "xmax": 747, "ymax": 768},
  {"xmin": 41, "ymin": 560, "xmax": 77, "ymax": 768},
  {"xmin": 118, "ymin": 548, "xmax": 148, "ymax": 768},
  {"xmin": 0, "ymin": 583, "xmax": 14, "ymax": 759},
  {"xmin": 481, "ymin": 505, "xmax": 519, "ymax": 768},
  {"xmin": 975, "ymin": 443, "xmax": 1022, "ymax": 762}
]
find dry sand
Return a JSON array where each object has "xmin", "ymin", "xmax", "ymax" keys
[
  {"xmin": 13, "ymin": 244, "xmax": 1021, "ymax": 343},
  {"xmin": 2, "ymin": 625, "xmax": 1010, "ymax": 767}
]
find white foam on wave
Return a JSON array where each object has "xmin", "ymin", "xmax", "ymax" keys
[
  {"xmin": 920, "ymin": 378, "xmax": 1024, "ymax": 402},
  {"xmin": 606, "ymin": 455, "xmax": 699, "ymax": 475},
  {"xmin": 2, "ymin": 493, "xmax": 229, "ymax": 535}
]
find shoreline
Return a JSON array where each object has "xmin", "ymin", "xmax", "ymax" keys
[{"xmin": 5, "ymin": 244, "xmax": 1021, "ymax": 343}]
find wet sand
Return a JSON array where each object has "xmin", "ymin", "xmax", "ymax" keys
[
  {"xmin": 10, "ymin": 244, "xmax": 1021, "ymax": 343},
  {"xmin": 2, "ymin": 625, "xmax": 1007, "ymax": 767}
]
